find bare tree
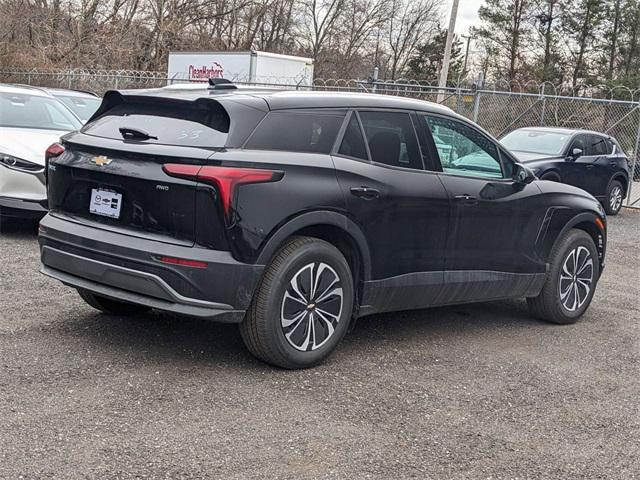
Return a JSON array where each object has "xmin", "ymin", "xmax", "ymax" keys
[{"xmin": 386, "ymin": 0, "xmax": 442, "ymax": 79}]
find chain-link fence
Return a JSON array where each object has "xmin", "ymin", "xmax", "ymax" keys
[{"xmin": 1, "ymin": 68, "xmax": 638, "ymax": 208}]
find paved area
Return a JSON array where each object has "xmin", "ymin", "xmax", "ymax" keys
[{"xmin": 0, "ymin": 211, "xmax": 639, "ymax": 479}]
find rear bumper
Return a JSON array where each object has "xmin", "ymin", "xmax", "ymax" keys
[
  {"xmin": 0, "ymin": 196, "xmax": 47, "ymax": 219},
  {"xmin": 38, "ymin": 214, "xmax": 264, "ymax": 322}
]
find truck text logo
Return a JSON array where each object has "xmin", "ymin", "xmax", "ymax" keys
[{"xmin": 189, "ymin": 62, "xmax": 224, "ymax": 79}]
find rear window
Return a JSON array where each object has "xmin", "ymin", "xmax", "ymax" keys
[
  {"xmin": 246, "ymin": 110, "xmax": 345, "ymax": 154},
  {"xmin": 83, "ymin": 98, "xmax": 230, "ymax": 147}
]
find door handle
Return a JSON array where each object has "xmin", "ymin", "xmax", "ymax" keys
[
  {"xmin": 586, "ymin": 165, "xmax": 595, "ymax": 169},
  {"xmin": 350, "ymin": 186, "xmax": 380, "ymax": 200},
  {"xmin": 454, "ymin": 194, "xmax": 478, "ymax": 205}
]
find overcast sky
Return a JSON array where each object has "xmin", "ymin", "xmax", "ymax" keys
[{"xmin": 443, "ymin": 0, "xmax": 483, "ymax": 36}]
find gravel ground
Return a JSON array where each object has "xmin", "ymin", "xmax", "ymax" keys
[{"xmin": 0, "ymin": 211, "xmax": 639, "ymax": 479}]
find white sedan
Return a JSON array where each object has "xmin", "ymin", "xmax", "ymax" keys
[{"xmin": 0, "ymin": 84, "xmax": 82, "ymax": 221}]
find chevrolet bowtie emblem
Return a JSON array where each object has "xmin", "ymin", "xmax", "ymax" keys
[{"xmin": 92, "ymin": 155, "xmax": 112, "ymax": 166}]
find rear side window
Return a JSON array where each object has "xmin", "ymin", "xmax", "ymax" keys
[
  {"xmin": 358, "ymin": 111, "xmax": 422, "ymax": 169},
  {"xmin": 246, "ymin": 110, "xmax": 345, "ymax": 154},
  {"xmin": 83, "ymin": 98, "xmax": 230, "ymax": 147},
  {"xmin": 338, "ymin": 114, "xmax": 368, "ymax": 160},
  {"xmin": 589, "ymin": 135, "xmax": 609, "ymax": 155}
]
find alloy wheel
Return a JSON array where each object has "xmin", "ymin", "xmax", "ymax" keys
[
  {"xmin": 610, "ymin": 185, "xmax": 623, "ymax": 212},
  {"xmin": 558, "ymin": 246, "xmax": 594, "ymax": 312},
  {"xmin": 280, "ymin": 262, "xmax": 344, "ymax": 351}
]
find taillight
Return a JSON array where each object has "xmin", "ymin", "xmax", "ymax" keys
[
  {"xmin": 163, "ymin": 164, "xmax": 282, "ymax": 218},
  {"xmin": 44, "ymin": 143, "xmax": 65, "ymax": 183},
  {"xmin": 45, "ymin": 143, "xmax": 65, "ymax": 162}
]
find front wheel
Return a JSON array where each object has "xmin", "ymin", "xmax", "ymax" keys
[
  {"xmin": 240, "ymin": 236, "xmax": 354, "ymax": 369},
  {"xmin": 604, "ymin": 179, "xmax": 624, "ymax": 215},
  {"xmin": 527, "ymin": 229, "xmax": 599, "ymax": 324}
]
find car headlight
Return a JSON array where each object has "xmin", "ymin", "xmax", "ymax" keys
[{"xmin": 0, "ymin": 153, "xmax": 44, "ymax": 173}]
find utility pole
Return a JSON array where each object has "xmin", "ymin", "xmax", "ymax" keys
[
  {"xmin": 462, "ymin": 35, "xmax": 472, "ymax": 78},
  {"xmin": 438, "ymin": 0, "xmax": 460, "ymax": 102}
]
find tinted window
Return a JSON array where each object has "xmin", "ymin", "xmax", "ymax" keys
[
  {"xmin": 84, "ymin": 98, "xmax": 230, "ymax": 147},
  {"xmin": 589, "ymin": 135, "xmax": 608, "ymax": 155},
  {"xmin": 425, "ymin": 115, "xmax": 504, "ymax": 179},
  {"xmin": 569, "ymin": 135, "xmax": 587, "ymax": 156},
  {"xmin": 338, "ymin": 114, "xmax": 368, "ymax": 160},
  {"xmin": 0, "ymin": 92, "xmax": 82, "ymax": 131},
  {"xmin": 247, "ymin": 110, "xmax": 345, "ymax": 154},
  {"xmin": 605, "ymin": 138, "xmax": 615, "ymax": 154},
  {"xmin": 358, "ymin": 111, "xmax": 422, "ymax": 169}
]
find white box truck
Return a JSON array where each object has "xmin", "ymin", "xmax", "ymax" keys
[{"xmin": 167, "ymin": 51, "xmax": 314, "ymax": 86}]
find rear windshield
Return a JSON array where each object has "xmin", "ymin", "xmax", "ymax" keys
[
  {"xmin": 55, "ymin": 95, "xmax": 102, "ymax": 123},
  {"xmin": 245, "ymin": 110, "xmax": 345, "ymax": 154},
  {"xmin": 0, "ymin": 92, "xmax": 83, "ymax": 131},
  {"xmin": 83, "ymin": 97, "xmax": 230, "ymax": 147}
]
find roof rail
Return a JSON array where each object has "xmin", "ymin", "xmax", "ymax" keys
[{"xmin": 208, "ymin": 78, "xmax": 237, "ymax": 90}]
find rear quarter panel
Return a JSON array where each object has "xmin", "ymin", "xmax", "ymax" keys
[{"xmin": 210, "ymin": 150, "xmax": 346, "ymax": 264}]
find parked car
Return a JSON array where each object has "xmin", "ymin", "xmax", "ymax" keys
[
  {"xmin": 500, "ymin": 127, "xmax": 630, "ymax": 215},
  {"xmin": 44, "ymin": 88, "xmax": 101, "ymax": 123},
  {"xmin": 39, "ymin": 87, "xmax": 607, "ymax": 369},
  {"xmin": 0, "ymin": 84, "xmax": 82, "ymax": 221}
]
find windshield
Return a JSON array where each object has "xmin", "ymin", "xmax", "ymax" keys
[
  {"xmin": 0, "ymin": 92, "xmax": 83, "ymax": 131},
  {"xmin": 55, "ymin": 95, "xmax": 102, "ymax": 123},
  {"xmin": 501, "ymin": 129, "xmax": 570, "ymax": 156}
]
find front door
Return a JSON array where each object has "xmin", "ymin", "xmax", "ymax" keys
[{"xmin": 420, "ymin": 113, "xmax": 547, "ymax": 305}]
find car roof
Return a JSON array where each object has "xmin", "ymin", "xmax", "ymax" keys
[
  {"xmin": 0, "ymin": 83, "xmax": 53, "ymax": 98},
  {"xmin": 119, "ymin": 87, "xmax": 456, "ymax": 115},
  {"xmin": 511, "ymin": 126, "xmax": 612, "ymax": 137}
]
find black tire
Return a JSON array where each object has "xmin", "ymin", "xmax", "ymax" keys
[
  {"xmin": 240, "ymin": 236, "xmax": 354, "ymax": 369},
  {"xmin": 604, "ymin": 179, "xmax": 624, "ymax": 215},
  {"xmin": 78, "ymin": 288, "xmax": 151, "ymax": 316},
  {"xmin": 527, "ymin": 229, "xmax": 599, "ymax": 325},
  {"xmin": 540, "ymin": 172, "xmax": 561, "ymax": 182}
]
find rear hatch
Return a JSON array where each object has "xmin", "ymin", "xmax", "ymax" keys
[{"xmin": 47, "ymin": 91, "xmax": 266, "ymax": 247}]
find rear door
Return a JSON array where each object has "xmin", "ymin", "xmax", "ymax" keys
[{"xmin": 331, "ymin": 110, "xmax": 450, "ymax": 313}]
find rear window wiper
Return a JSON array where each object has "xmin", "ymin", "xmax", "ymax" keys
[{"xmin": 119, "ymin": 127, "xmax": 158, "ymax": 141}]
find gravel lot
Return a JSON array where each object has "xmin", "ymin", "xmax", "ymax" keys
[{"xmin": 1, "ymin": 211, "xmax": 639, "ymax": 479}]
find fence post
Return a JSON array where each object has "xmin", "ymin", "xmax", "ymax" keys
[
  {"xmin": 472, "ymin": 91, "xmax": 481, "ymax": 123},
  {"xmin": 540, "ymin": 84, "xmax": 546, "ymax": 126},
  {"xmin": 627, "ymin": 109, "xmax": 640, "ymax": 206}
]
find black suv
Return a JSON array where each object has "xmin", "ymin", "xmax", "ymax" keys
[
  {"xmin": 39, "ymin": 86, "xmax": 607, "ymax": 369},
  {"xmin": 501, "ymin": 127, "xmax": 630, "ymax": 215}
]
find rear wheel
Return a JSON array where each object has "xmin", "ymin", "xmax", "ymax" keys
[
  {"xmin": 527, "ymin": 229, "xmax": 599, "ymax": 324},
  {"xmin": 604, "ymin": 179, "xmax": 624, "ymax": 215},
  {"xmin": 78, "ymin": 289, "xmax": 151, "ymax": 316},
  {"xmin": 240, "ymin": 236, "xmax": 354, "ymax": 369}
]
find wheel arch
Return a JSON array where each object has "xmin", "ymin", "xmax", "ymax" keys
[
  {"xmin": 539, "ymin": 169, "xmax": 562, "ymax": 182},
  {"xmin": 256, "ymin": 211, "xmax": 372, "ymax": 311},
  {"xmin": 543, "ymin": 211, "xmax": 606, "ymax": 274},
  {"xmin": 609, "ymin": 172, "xmax": 629, "ymax": 196}
]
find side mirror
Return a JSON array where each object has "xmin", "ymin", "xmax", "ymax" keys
[
  {"xmin": 568, "ymin": 148, "xmax": 583, "ymax": 161},
  {"xmin": 513, "ymin": 163, "xmax": 535, "ymax": 185}
]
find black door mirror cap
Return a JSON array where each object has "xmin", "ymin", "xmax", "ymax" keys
[{"xmin": 514, "ymin": 163, "xmax": 536, "ymax": 184}]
